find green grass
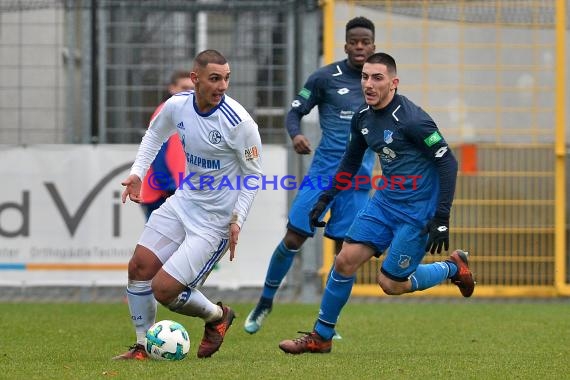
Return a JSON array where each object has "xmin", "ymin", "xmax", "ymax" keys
[{"xmin": 1, "ymin": 302, "xmax": 569, "ymax": 379}]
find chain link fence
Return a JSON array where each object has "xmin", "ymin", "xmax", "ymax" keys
[{"xmin": 0, "ymin": 0, "xmax": 318, "ymax": 144}]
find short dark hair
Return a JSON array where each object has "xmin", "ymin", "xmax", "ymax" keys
[
  {"xmin": 366, "ymin": 52, "xmax": 397, "ymax": 75},
  {"xmin": 193, "ymin": 49, "xmax": 228, "ymax": 69},
  {"xmin": 169, "ymin": 70, "xmax": 191, "ymax": 85},
  {"xmin": 346, "ymin": 16, "xmax": 375, "ymax": 39}
]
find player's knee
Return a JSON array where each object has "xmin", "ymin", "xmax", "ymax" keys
[
  {"xmin": 334, "ymin": 253, "xmax": 358, "ymax": 276},
  {"xmin": 127, "ymin": 246, "xmax": 161, "ymax": 280},
  {"xmin": 127, "ymin": 257, "xmax": 156, "ymax": 280},
  {"xmin": 127, "ymin": 257, "xmax": 145, "ymax": 279},
  {"xmin": 283, "ymin": 230, "xmax": 307, "ymax": 251}
]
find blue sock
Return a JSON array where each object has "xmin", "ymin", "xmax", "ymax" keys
[
  {"xmin": 260, "ymin": 240, "xmax": 298, "ymax": 300},
  {"xmin": 447, "ymin": 261, "xmax": 458, "ymax": 278},
  {"xmin": 410, "ymin": 262, "xmax": 456, "ymax": 291},
  {"xmin": 314, "ymin": 269, "xmax": 354, "ymax": 340}
]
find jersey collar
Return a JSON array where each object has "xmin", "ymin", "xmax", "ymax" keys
[{"xmin": 193, "ymin": 94, "xmax": 226, "ymax": 117}]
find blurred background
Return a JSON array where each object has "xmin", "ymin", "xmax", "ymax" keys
[{"xmin": 0, "ymin": 0, "xmax": 569, "ymax": 301}]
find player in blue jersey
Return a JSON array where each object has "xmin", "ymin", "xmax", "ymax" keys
[
  {"xmin": 279, "ymin": 52, "xmax": 475, "ymax": 354},
  {"xmin": 244, "ymin": 17, "xmax": 376, "ymax": 334}
]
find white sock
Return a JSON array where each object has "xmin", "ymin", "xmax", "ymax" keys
[
  {"xmin": 167, "ymin": 288, "xmax": 222, "ymax": 322},
  {"xmin": 126, "ymin": 279, "xmax": 157, "ymax": 345}
]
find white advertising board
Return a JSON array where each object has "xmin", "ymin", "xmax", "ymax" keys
[{"xmin": 0, "ymin": 145, "xmax": 287, "ymax": 288}]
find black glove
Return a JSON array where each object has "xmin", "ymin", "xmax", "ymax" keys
[
  {"xmin": 309, "ymin": 194, "xmax": 333, "ymax": 229},
  {"xmin": 423, "ymin": 213, "xmax": 450, "ymax": 254}
]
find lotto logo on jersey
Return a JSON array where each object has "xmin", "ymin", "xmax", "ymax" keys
[{"xmin": 244, "ymin": 145, "xmax": 260, "ymax": 161}]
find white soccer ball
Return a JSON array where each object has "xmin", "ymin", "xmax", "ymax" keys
[{"xmin": 144, "ymin": 320, "xmax": 190, "ymax": 360}]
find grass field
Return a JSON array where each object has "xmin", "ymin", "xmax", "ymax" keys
[{"xmin": 1, "ymin": 301, "xmax": 569, "ymax": 379}]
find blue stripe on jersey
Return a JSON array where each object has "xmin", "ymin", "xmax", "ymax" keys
[
  {"xmin": 189, "ymin": 238, "xmax": 228, "ymax": 288},
  {"xmin": 221, "ymin": 102, "xmax": 242, "ymax": 123},
  {"xmin": 220, "ymin": 102, "xmax": 242, "ymax": 126},
  {"xmin": 219, "ymin": 106, "xmax": 238, "ymax": 126}
]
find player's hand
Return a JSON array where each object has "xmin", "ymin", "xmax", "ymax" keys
[
  {"xmin": 309, "ymin": 194, "xmax": 333, "ymax": 229},
  {"xmin": 423, "ymin": 213, "xmax": 450, "ymax": 254},
  {"xmin": 228, "ymin": 223, "xmax": 240, "ymax": 261},
  {"xmin": 121, "ymin": 174, "xmax": 142, "ymax": 203},
  {"xmin": 292, "ymin": 135, "xmax": 312, "ymax": 155}
]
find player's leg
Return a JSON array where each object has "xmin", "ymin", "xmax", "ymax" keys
[
  {"xmin": 113, "ymin": 200, "xmax": 184, "ymax": 360},
  {"xmin": 278, "ymin": 242, "xmax": 375, "ymax": 354},
  {"xmin": 323, "ymin": 188, "xmax": 371, "ymax": 339},
  {"xmin": 324, "ymin": 188, "xmax": 371, "ymax": 276},
  {"xmin": 159, "ymin": 232, "xmax": 235, "ymax": 358},
  {"xmin": 244, "ymin": 185, "xmax": 319, "ymax": 334},
  {"xmin": 378, "ymin": 223, "xmax": 474, "ymax": 297},
  {"xmin": 243, "ymin": 228, "xmax": 306, "ymax": 334},
  {"xmin": 113, "ymin": 236, "xmax": 181, "ymax": 359},
  {"xmin": 279, "ymin": 201, "xmax": 389, "ymax": 354},
  {"xmin": 112, "ymin": 244, "xmax": 163, "ymax": 360}
]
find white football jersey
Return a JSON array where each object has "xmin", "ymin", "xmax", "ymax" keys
[{"xmin": 130, "ymin": 91, "xmax": 263, "ymax": 229}]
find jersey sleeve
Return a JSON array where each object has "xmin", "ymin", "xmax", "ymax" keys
[
  {"xmin": 404, "ymin": 115, "xmax": 458, "ymax": 217},
  {"xmin": 285, "ymin": 71, "xmax": 324, "ymax": 138},
  {"xmin": 226, "ymin": 119, "xmax": 263, "ymax": 228},
  {"xmin": 130, "ymin": 99, "xmax": 177, "ymax": 180}
]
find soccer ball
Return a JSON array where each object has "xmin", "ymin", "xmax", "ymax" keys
[{"xmin": 144, "ymin": 320, "xmax": 190, "ymax": 360}]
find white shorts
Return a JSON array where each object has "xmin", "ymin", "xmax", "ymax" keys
[{"xmin": 138, "ymin": 197, "xmax": 229, "ymax": 287}]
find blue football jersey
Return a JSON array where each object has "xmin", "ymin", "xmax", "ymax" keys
[
  {"xmin": 336, "ymin": 93, "xmax": 457, "ymax": 222},
  {"xmin": 287, "ymin": 59, "xmax": 375, "ymax": 181}
]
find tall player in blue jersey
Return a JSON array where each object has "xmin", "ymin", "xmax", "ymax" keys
[
  {"xmin": 279, "ymin": 52, "xmax": 475, "ymax": 354},
  {"xmin": 244, "ymin": 17, "xmax": 376, "ymax": 334}
]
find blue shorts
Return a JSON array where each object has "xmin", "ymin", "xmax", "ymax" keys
[
  {"xmin": 345, "ymin": 197, "xmax": 429, "ymax": 281},
  {"xmin": 288, "ymin": 186, "xmax": 370, "ymax": 241}
]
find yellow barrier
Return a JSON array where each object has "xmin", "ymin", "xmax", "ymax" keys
[{"xmin": 321, "ymin": 1, "xmax": 568, "ymax": 297}]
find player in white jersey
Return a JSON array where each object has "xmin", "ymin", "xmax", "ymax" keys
[{"xmin": 113, "ymin": 50, "xmax": 263, "ymax": 360}]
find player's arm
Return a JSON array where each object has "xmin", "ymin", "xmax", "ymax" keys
[
  {"xmin": 122, "ymin": 99, "xmax": 176, "ymax": 203},
  {"xmin": 410, "ymin": 118, "xmax": 458, "ymax": 217},
  {"xmin": 285, "ymin": 73, "xmax": 323, "ymax": 154},
  {"xmin": 309, "ymin": 114, "xmax": 368, "ymax": 227},
  {"xmin": 227, "ymin": 119, "xmax": 263, "ymax": 259},
  {"xmin": 407, "ymin": 117, "xmax": 458, "ymax": 253}
]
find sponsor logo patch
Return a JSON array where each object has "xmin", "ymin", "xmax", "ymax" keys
[
  {"xmin": 244, "ymin": 145, "xmax": 260, "ymax": 161},
  {"xmin": 380, "ymin": 147, "xmax": 397, "ymax": 162},
  {"xmin": 339, "ymin": 110, "xmax": 354, "ymax": 120},
  {"xmin": 298, "ymin": 88, "xmax": 311, "ymax": 99},
  {"xmin": 424, "ymin": 131, "xmax": 442, "ymax": 147}
]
